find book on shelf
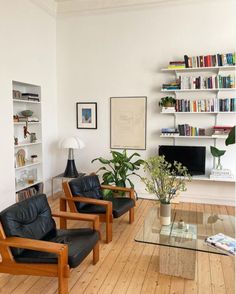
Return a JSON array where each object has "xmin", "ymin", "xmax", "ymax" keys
[
  {"xmin": 205, "ymin": 233, "xmax": 236, "ymax": 255},
  {"xmin": 177, "ymin": 74, "xmax": 235, "ymax": 90},
  {"xmin": 178, "ymin": 124, "xmax": 205, "ymax": 136},
  {"xmin": 218, "ymin": 98, "xmax": 236, "ymax": 112},
  {"xmin": 183, "ymin": 52, "xmax": 235, "ymax": 68},
  {"xmin": 176, "ymin": 98, "xmax": 216, "ymax": 113},
  {"xmin": 161, "ymin": 128, "xmax": 179, "ymax": 136},
  {"xmin": 210, "ymin": 169, "xmax": 233, "ymax": 178}
]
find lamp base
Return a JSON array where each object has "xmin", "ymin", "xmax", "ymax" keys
[{"xmin": 63, "ymin": 159, "xmax": 79, "ymax": 178}]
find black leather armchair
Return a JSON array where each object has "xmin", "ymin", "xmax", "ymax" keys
[
  {"xmin": 0, "ymin": 194, "xmax": 100, "ymax": 294},
  {"xmin": 62, "ymin": 175, "xmax": 135, "ymax": 243}
]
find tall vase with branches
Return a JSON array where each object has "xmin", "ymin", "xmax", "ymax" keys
[{"xmin": 142, "ymin": 155, "xmax": 191, "ymax": 225}]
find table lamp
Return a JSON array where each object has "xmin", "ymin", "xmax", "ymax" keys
[{"xmin": 59, "ymin": 136, "xmax": 85, "ymax": 177}]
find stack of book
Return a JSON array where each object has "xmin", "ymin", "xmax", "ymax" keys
[
  {"xmin": 218, "ymin": 98, "xmax": 236, "ymax": 112},
  {"xmin": 161, "ymin": 128, "xmax": 179, "ymax": 136},
  {"xmin": 16, "ymin": 183, "xmax": 43, "ymax": 202},
  {"xmin": 210, "ymin": 169, "xmax": 233, "ymax": 180},
  {"xmin": 22, "ymin": 93, "xmax": 40, "ymax": 102},
  {"xmin": 176, "ymin": 98, "xmax": 216, "ymax": 112},
  {"xmin": 162, "ymin": 80, "xmax": 181, "ymax": 90},
  {"xmin": 168, "ymin": 61, "xmax": 185, "ymax": 69},
  {"xmin": 212, "ymin": 126, "xmax": 232, "ymax": 136},
  {"xmin": 161, "ymin": 107, "xmax": 176, "ymax": 113},
  {"xmin": 178, "ymin": 124, "xmax": 205, "ymax": 136},
  {"xmin": 184, "ymin": 52, "xmax": 235, "ymax": 68}
]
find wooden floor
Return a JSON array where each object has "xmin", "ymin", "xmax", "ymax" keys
[{"xmin": 0, "ymin": 194, "xmax": 235, "ymax": 294}]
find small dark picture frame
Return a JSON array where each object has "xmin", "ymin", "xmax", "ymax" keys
[{"xmin": 76, "ymin": 102, "xmax": 97, "ymax": 129}]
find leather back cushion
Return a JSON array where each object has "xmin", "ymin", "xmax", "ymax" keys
[
  {"xmin": 0, "ymin": 194, "xmax": 56, "ymax": 256},
  {"xmin": 69, "ymin": 175, "xmax": 103, "ymax": 210}
]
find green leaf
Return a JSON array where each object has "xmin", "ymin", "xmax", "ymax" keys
[
  {"xmin": 124, "ymin": 162, "xmax": 134, "ymax": 170},
  {"xmin": 133, "ymin": 159, "xmax": 145, "ymax": 166},
  {"xmin": 127, "ymin": 152, "xmax": 140, "ymax": 161},
  {"xmin": 92, "ymin": 157, "xmax": 111, "ymax": 164},
  {"xmin": 210, "ymin": 146, "xmax": 226, "ymax": 158},
  {"xmin": 225, "ymin": 126, "xmax": 235, "ymax": 146}
]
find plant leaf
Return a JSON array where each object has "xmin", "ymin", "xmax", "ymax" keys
[
  {"xmin": 225, "ymin": 126, "xmax": 235, "ymax": 146},
  {"xmin": 210, "ymin": 146, "xmax": 226, "ymax": 157}
]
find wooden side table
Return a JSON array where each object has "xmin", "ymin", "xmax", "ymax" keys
[{"xmin": 51, "ymin": 172, "xmax": 85, "ymax": 198}]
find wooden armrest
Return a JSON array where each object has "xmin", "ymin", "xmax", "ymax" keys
[
  {"xmin": 0, "ymin": 237, "xmax": 66, "ymax": 254},
  {"xmin": 101, "ymin": 185, "xmax": 133, "ymax": 192},
  {"xmin": 60, "ymin": 196, "xmax": 111, "ymax": 207},
  {"xmin": 52, "ymin": 211, "xmax": 100, "ymax": 230}
]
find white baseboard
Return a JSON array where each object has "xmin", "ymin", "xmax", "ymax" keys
[{"xmin": 137, "ymin": 192, "xmax": 235, "ymax": 206}]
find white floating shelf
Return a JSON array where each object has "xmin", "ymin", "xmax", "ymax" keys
[
  {"xmin": 161, "ymin": 65, "xmax": 236, "ymax": 72},
  {"xmin": 161, "ymin": 112, "xmax": 236, "ymax": 115},
  {"xmin": 15, "ymin": 161, "xmax": 42, "ymax": 171},
  {"xmin": 177, "ymin": 174, "xmax": 235, "ymax": 183},
  {"xmin": 161, "ymin": 88, "xmax": 236, "ymax": 93},
  {"xmin": 14, "ymin": 122, "xmax": 41, "ymax": 125},
  {"xmin": 14, "ymin": 142, "xmax": 42, "ymax": 148},
  {"xmin": 160, "ymin": 135, "xmax": 227, "ymax": 139},
  {"xmin": 15, "ymin": 180, "xmax": 43, "ymax": 193},
  {"xmin": 13, "ymin": 99, "xmax": 41, "ymax": 104}
]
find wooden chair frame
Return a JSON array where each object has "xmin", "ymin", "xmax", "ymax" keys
[
  {"xmin": 62, "ymin": 182, "xmax": 135, "ymax": 243},
  {"xmin": 0, "ymin": 211, "xmax": 100, "ymax": 294}
]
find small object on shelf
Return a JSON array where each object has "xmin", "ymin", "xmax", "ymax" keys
[
  {"xmin": 161, "ymin": 107, "xmax": 176, "ymax": 113},
  {"xmin": 21, "ymin": 110, "xmax": 33, "ymax": 117},
  {"xmin": 14, "ymin": 137, "xmax": 18, "ymax": 145},
  {"xmin": 13, "ymin": 90, "xmax": 22, "ymax": 99},
  {"xmin": 13, "ymin": 115, "xmax": 19, "ymax": 122},
  {"xmin": 31, "ymin": 154, "xmax": 38, "ymax": 163},
  {"xmin": 16, "ymin": 149, "xmax": 26, "ymax": 167},
  {"xmin": 30, "ymin": 133, "xmax": 37, "ymax": 143},
  {"xmin": 210, "ymin": 169, "xmax": 233, "ymax": 179}
]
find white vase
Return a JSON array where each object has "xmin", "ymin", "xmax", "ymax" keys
[{"xmin": 160, "ymin": 203, "xmax": 171, "ymax": 226}]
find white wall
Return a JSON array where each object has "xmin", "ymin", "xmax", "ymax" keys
[
  {"xmin": 57, "ymin": 0, "xmax": 236, "ymax": 205},
  {"xmin": 0, "ymin": 0, "xmax": 58, "ymax": 209}
]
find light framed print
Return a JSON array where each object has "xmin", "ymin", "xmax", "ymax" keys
[
  {"xmin": 110, "ymin": 96, "xmax": 147, "ymax": 150},
  {"xmin": 76, "ymin": 102, "xmax": 97, "ymax": 129}
]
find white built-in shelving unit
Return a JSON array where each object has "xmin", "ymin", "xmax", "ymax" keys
[{"xmin": 13, "ymin": 81, "xmax": 43, "ymax": 201}]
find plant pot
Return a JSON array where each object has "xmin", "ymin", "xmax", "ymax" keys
[{"xmin": 160, "ymin": 203, "xmax": 171, "ymax": 226}]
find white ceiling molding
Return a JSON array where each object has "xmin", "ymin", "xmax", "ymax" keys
[
  {"xmin": 30, "ymin": 0, "xmax": 57, "ymax": 17},
  {"xmin": 56, "ymin": 0, "xmax": 188, "ymax": 15}
]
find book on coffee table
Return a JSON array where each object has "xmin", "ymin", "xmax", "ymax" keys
[{"xmin": 205, "ymin": 233, "xmax": 236, "ymax": 255}]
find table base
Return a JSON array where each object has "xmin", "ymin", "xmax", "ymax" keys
[{"xmin": 159, "ymin": 246, "xmax": 196, "ymax": 279}]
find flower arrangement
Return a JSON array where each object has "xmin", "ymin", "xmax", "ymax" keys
[{"xmin": 142, "ymin": 155, "xmax": 191, "ymax": 204}]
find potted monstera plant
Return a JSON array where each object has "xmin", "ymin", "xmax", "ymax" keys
[
  {"xmin": 142, "ymin": 155, "xmax": 191, "ymax": 225},
  {"xmin": 91, "ymin": 149, "xmax": 144, "ymax": 198}
]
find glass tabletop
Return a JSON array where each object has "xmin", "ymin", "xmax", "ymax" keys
[{"xmin": 135, "ymin": 205, "xmax": 235, "ymax": 255}]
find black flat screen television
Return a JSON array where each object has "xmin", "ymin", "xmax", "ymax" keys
[{"xmin": 158, "ymin": 145, "xmax": 206, "ymax": 176}]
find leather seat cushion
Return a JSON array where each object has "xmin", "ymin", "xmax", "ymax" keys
[
  {"xmin": 79, "ymin": 197, "xmax": 135, "ymax": 218},
  {"xmin": 69, "ymin": 175, "xmax": 103, "ymax": 210},
  {"xmin": 0, "ymin": 194, "xmax": 56, "ymax": 256},
  {"xmin": 14, "ymin": 228, "xmax": 99, "ymax": 268}
]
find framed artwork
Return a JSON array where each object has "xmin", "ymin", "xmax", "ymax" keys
[
  {"xmin": 76, "ymin": 102, "xmax": 97, "ymax": 129},
  {"xmin": 110, "ymin": 96, "xmax": 147, "ymax": 150}
]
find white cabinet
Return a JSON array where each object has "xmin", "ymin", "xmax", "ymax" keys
[{"xmin": 13, "ymin": 81, "xmax": 43, "ymax": 201}]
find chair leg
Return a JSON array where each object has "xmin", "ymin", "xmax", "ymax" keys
[
  {"xmin": 58, "ymin": 273, "xmax": 68, "ymax": 294},
  {"xmin": 106, "ymin": 220, "xmax": 112, "ymax": 243},
  {"xmin": 93, "ymin": 242, "xmax": 99, "ymax": 265},
  {"xmin": 129, "ymin": 208, "xmax": 134, "ymax": 224}
]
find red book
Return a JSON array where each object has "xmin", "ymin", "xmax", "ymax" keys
[{"xmin": 204, "ymin": 56, "xmax": 208, "ymax": 67}]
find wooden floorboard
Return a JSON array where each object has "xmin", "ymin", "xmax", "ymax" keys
[{"xmin": 0, "ymin": 194, "xmax": 235, "ymax": 294}]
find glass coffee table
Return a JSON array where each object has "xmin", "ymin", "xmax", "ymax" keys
[{"xmin": 135, "ymin": 205, "xmax": 235, "ymax": 279}]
